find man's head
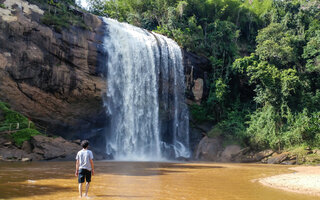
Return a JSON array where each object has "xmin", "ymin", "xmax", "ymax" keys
[{"xmin": 81, "ymin": 140, "xmax": 89, "ymax": 149}]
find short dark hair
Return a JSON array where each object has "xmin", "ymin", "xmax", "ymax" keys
[{"xmin": 81, "ymin": 140, "xmax": 89, "ymax": 149}]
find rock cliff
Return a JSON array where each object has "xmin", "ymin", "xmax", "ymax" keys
[
  {"xmin": 0, "ymin": 0, "xmax": 210, "ymax": 147},
  {"xmin": 0, "ymin": 0, "xmax": 107, "ymax": 141}
]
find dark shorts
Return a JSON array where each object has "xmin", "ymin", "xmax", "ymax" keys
[{"xmin": 78, "ymin": 169, "xmax": 92, "ymax": 183}]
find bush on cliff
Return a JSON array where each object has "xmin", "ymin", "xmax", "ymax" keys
[
  {"xmin": 0, "ymin": 102, "xmax": 41, "ymax": 146},
  {"xmin": 0, "ymin": 102, "xmax": 35, "ymax": 132},
  {"xmin": 27, "ymin": 0, "xmax": 88, "ymax": 32},
  {"xmin": 11, "ymin": 128, "xmax": 41, "ymax": 147}
]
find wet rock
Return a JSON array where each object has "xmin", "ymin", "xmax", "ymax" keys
[
  {"xmin": 176, "ymin": 156, "xmax": 189, "ymax": 162},
  {"xmin": 105, "ymin": 153, "xmax": 114, "ymax": 160},
  {"xmin": 267, "ymin": 152, "xmax": 289, "ymax": 164}
]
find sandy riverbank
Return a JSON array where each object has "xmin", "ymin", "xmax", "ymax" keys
[{"xmin": 259, "ymin": 166, "xmax": 320, "ymax": 196}]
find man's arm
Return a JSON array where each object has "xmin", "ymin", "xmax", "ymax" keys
[
  {"xmin": 75, "ymin": 159, "xmax": 79, "ymax": 177},
  {"xmin": 90, "ymin": 159, "xmax": 94, "ymax": 176}
]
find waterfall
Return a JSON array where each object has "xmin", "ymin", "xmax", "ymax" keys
[{"xmin": 102, "ymin": 18, "xmax": 190, "ymax": 161}]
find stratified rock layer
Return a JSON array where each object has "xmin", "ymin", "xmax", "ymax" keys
[{"xmin": 0, "ymin": 0, "xmax": 107, "ymax": 140}]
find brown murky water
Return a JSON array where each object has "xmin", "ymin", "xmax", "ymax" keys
[{"xmin": 0, "ymin": 162, "xmax": 316, "ymax": 200}]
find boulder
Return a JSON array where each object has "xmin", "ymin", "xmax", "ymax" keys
[
  {"xmin": 30, "ymin": 135, "xmax": 81, "ymax": 160},
  {"xmin": 254, "ymin": 149, "xmax": 274, "ymax": 161},
  {"xmin": 194, "ymin": 136, "xmax": 223, "ymax": 161},
  {"xmin": 232, "ymin": 149, "xmax": 274, "ymax": 163},
  {"xmin": 220, "ymin": 145, "xmax": 242, "ymax": 162},
  {"xmin": 267, "ymin": 152, "xmax": 289, "ymax": 164}
]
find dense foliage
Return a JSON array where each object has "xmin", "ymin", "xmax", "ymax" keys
[
  {"xmin": 86, "ymin": 0, "xmax": 320, "ymax": 150},
  {"xmin": 0, "ymin": 3, "xmax": 6, "ymax": 9},
  {"xmin": 0, "ymin": 102, "xmax": 40, "ymax": 146},
  {"xmin": 27, "ymin": 0, "xmax": 88, "ymax": 32}
]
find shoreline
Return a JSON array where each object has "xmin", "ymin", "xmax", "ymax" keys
[{"xmin": 259, "ymin": 166, "xmax": 320, "ymax": 196}]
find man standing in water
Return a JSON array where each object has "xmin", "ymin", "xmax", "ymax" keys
[{"xmin": 75, "ymin": 140, "xmax": 94, "ymax": 198}]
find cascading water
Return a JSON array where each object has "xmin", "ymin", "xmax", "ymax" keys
[{"xmin": 102, "ymin": 18, "xmax": 190, "ymax": 161}]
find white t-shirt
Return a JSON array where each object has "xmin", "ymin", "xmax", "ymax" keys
[{"xmin": 76, "ymin": 149, "xmax": 94, "ymax": 171}]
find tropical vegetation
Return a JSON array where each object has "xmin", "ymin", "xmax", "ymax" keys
[
  {"xmin": 0, "ymin": 102, "xmax": 41, "ymax": 147},
  {"xmin": 86, "ymin": 0, "xmax": 320, "ymax": 151},
  {"xmin": 24, "ymin": 0, "xmax": 320, "ymax": 151}
]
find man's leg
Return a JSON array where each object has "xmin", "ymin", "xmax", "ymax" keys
[
  {"xmin": 78, "ymin": 169, "xmax": 85, "ymax": 198},
  {"xmin": 84, "ymin": 170, "xmax": 92, "ymax": 197},
  {"xmin": 78, "ymin": 183, "xmax": 83, "ymax": 197},
  {"xmin": 84, "ymin": 182, "xmax": 90, "ymax": 197}
]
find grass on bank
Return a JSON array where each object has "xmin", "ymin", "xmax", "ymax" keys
[
  {"xmin": 0, "ymin": 3, "xmax": 6, "ymax": 9},
  {"xmin": 0, "ymin": 102, "xmax": 41, "ymax": 147}
]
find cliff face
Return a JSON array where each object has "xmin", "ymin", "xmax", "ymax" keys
[
  {"xmin": 0, "ymin": 0, "xmax": 107, "ymax": 141},
  {"xmin": 0, "ymin": 0, "xmax": 210, "ymax": 145}
]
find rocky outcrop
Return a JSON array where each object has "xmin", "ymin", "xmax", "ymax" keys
[
  {"xmin": 30, "ymin": 135, "xmax": 82, "ymax": 160},
  {"xmin": 0, "ymin": 132, "xmax": 92, "ymax": 161},
  {"xmin": 0, "ymin": 0, "xmax": 107, "ymax": 144},
  {"xmin": 194, "ymin": 136, "xmax": 223, "ymax": 161},
  {"xmin": 183, "ymin": 50, "xmax": 211, "ymax": 105},
  {"xmin": 267, "ymin": 152, "xmax": 290, "ymax": 164},
  {"xmin": 193, "ymin": 135, "xmax": 318, "ymax": 165},
  {"xmin": 194, "ymin": 136, "xmax": 243, "ymax": 162}
]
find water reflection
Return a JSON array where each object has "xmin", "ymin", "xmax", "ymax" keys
[{"xmin": 0, "ymin": 162, "xmax": 316, "ymax": 200}]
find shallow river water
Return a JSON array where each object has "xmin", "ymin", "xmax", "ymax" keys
[{"xmin": 0, "ymin": 162, "xmax": 316, "ymax": 200}]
